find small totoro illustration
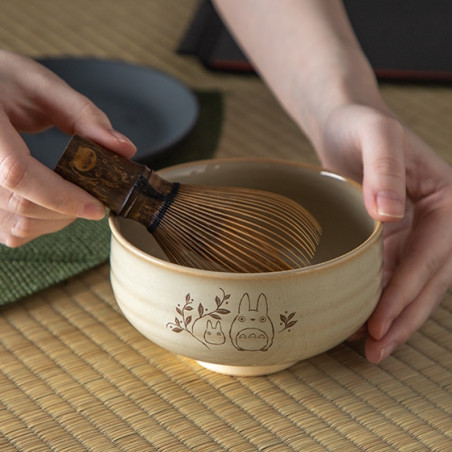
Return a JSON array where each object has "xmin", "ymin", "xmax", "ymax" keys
[
  {"xmin": 203, "ymin": 320, "xmax": 226, "ymax": 345},
  {"xmin": 230, "ymin": 293, "xmax": 274, "ymax": 351}
]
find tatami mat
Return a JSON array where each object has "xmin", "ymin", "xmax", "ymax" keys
[
  {"xmin": 0, "ymin": 1, "xmax": 451, "ymax": 451},
  {"xmin": 2, "ymin": 265, "xmax": 451, "ymax": 451}
]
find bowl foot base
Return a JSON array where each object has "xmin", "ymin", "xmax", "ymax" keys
[{"xmin": 196, "ymin": 360, "xmax": 297, "ymax": 377}]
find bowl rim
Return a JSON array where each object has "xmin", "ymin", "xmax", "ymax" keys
[{"xmin": 108, "ymin": 158, "xmax": 383, "ymax": 279}]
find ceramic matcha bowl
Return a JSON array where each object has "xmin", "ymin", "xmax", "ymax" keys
[{"xmin": 108, "ymin": 158, "xmax": 383, "ymax": 376}]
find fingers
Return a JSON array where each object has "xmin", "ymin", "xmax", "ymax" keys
[
  {"xmin": 360, "ymin": 115, "xmax": 406, "ymax": 221},
  {"xmin": 0, "ymin": 51, "xmax": 137, "ymax": 247},
  {"xmin": 0, "ymin": 187, "xmax": 72, "ymax": 219},
  {"xmin": 1, "ymin": 51, "xmax": 136, "ymax": 159},
  {"xmin": 0, "ymin": 208, "xmax": 77, "ymax": 247},
  {"xmin": 0, "ymin": 125, "xmax": 106, "ymax": 246},
  {"xmin": 25, "ymin": 61, "xmax": 137, "ymax": 159},
  {"xmin": 0, "ymin": 51, "xmax": 136, "ymax": 158},
  {"xmin": 366, "ymin": 202, "xmax": 452, "ymax": 362},
  {"xmin": 49, "ymin": 91, "xmax": 137, "ymax": 159},
  {"xmin": 321, "ymin": 104, "xmax": 451, "ymax": 364},
  {"xmin": 0, "ymin": 116, "xmax": 106, "ymax": 219},
  {"xmin": 365, "ymin": 261, "xmax": 452, "ymax": 363},
  {"xmin": 369, "ymin": 196, "xmax": 452, "ymax": 333}
]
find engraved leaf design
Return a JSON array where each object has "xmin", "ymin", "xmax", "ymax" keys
[{"xmin": 279, "ymin": 312, "xmax": 298, "ymax": 332}]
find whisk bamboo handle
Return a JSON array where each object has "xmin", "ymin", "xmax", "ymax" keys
[{"xmin": 55, "ymin": 134, "xmax": 178, "ymax": 231}]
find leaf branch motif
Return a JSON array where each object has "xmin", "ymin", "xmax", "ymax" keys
[
  {"xmin": 203, "ymin": 287, "xmax": 231, "ymax": 320},
  {"xmin": 166, "ymin": 292, "xmax": 205, "ymax": 345},
  {"xmin": 279, "ymin": 312, "xmax": 298, "ymax": 333},
  {"xmin": 167, "ymin": 289, "xmax": 231, "ymax": 346}
]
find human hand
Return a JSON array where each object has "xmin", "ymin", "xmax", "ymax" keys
[
  {"xmin": 320, "ymin": 103, "xmax": 452, "ymax": 363},
  {"xmin": 0, "ymin": 50, "xmax": 136, "ymax": 247},
  {"xmin": 212, "ymin": 0, "xmax": 452, "ymax": 363}
]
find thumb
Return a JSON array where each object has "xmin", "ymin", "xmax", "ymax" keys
[
  {"xmin": 31, "ymin": 63, "xmax": 137, "ymax": 158},
  {"xmin": 69, "ymin": 97, "xmax": 137, "ymax": 159},
  {"xmin": 361, "ymin": 119, "xmax": 406, "ymax": 221}
]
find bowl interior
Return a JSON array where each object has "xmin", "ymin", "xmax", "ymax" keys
[{"xmin": 113, "ymin": 159, "xmax": 376, "ymax": 267}]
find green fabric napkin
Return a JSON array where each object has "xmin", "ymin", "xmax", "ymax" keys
[{"xmin": 0, "ymin": 91, "xmax": 223, "ymax": 306}]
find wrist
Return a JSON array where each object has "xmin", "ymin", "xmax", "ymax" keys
[{"xmin": 292, "ymin": 47, "xmax": 387, "ymax": 151}]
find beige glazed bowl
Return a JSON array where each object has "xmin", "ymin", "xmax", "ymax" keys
[{"xmin": 109, "ymin": 158, "xmax": 383, "ymax": 376}]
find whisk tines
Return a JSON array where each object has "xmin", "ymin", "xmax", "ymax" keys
[{"xmin": 153, "ymin": 184, "xmax": 321, "ymax": 272}]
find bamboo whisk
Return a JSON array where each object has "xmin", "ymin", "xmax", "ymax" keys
[{"xmin": 55, "ymin": 134, "xmax": 321, "ymax": 273}]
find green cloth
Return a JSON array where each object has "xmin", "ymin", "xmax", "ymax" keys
[{"xmin": 0, "ymin": 91, "xmax": 222, "ymax": 305}]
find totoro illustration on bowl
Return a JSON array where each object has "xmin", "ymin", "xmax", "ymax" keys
[
  {"xmin": 230, "ymin": 293, "xmax": 274, "ymax": 351},
  {"xmin": 167, "ymin": 288, "xmax": 298, "ymax": 351}
]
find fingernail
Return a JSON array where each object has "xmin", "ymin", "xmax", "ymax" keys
[
  {"xmin": 81, "ymin": 202, "xmax": 106, "ymax": 219},
  {"xmin": 376, "ymin": 191, "xmax": 405, "ymax": 219},
  {"xmin": 109, "ymin": 129, "xmax": 135, "ymax": 146},
  {"xmin": 378, "ymin": 343, "xmax": 396, "ymax": 362}
]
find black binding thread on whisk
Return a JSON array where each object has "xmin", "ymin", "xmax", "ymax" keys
[{"xmin": 135, "ymin": 175, "xmax": 180, "ymax": 233}]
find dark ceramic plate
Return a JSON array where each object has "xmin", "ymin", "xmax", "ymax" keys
[{"xmin": 22, "ymin": 58, "xmax": 199, "ymax": 168}]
